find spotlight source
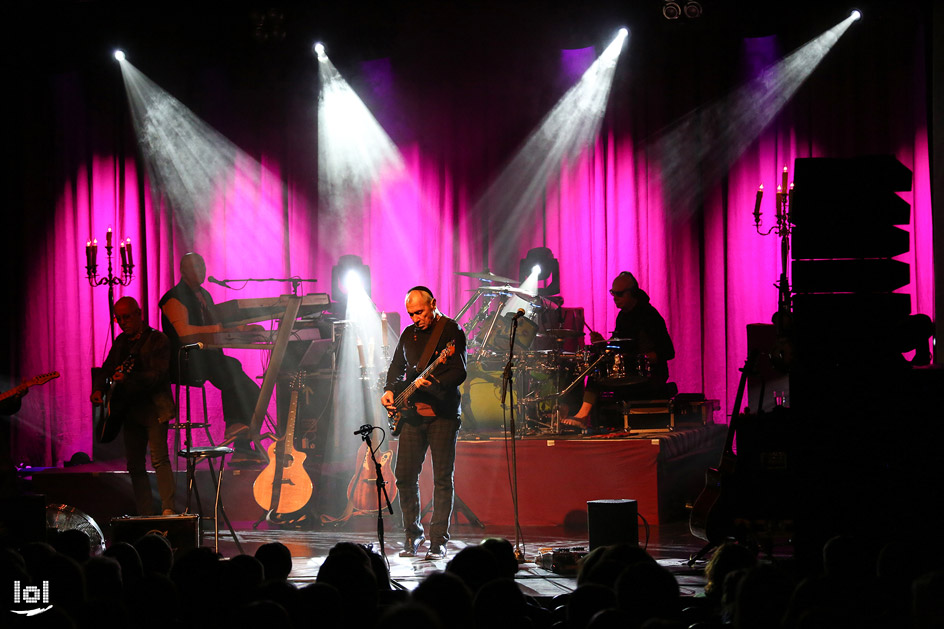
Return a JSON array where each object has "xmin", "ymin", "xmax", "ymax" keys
[
  {"xmin": 851, "ymin": 10, "xmax": 861, "ymax": 20},
  {"xmin": 113, "ymin": 50, "xmax": 126, "ymax": 61},
  {"xmin": 313, "ymin": 42, "xmax": 326, "ymax": 59},
  {"xmin": 683, "ymin": 1, "xmax": 703, "ymax": 19},
  {"xmin": 662, "ymin": 1, "xmax": 681, "ymax": 19}
]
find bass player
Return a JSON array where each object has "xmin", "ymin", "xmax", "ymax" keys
[{"xmin": 381, "ymin": 286, "xmax": 467, "ymax": 560}]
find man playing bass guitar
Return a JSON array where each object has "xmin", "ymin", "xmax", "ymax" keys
[{"xmin": 381, "ymin": 286, "xmax": 467, "ymax": 561}]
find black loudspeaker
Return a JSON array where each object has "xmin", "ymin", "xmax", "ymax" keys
[
  {"xmin": 110, "ymin": 514, "xmax": 199, "ymax": 551},
  {"xmin": 587, "ymin": 499, "xmax": 638, "ymax": 549}
]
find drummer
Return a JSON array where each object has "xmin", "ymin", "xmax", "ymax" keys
[{"xmin": 566, "ymin": 271, "xmax": 675, "ymax": 426}]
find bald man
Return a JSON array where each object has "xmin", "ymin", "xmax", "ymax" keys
[
  {"xmin": 91, "ymin": 296, "xmax": 176, "ymax": 515},
  {"xmin": 382, "ymin": 286, "xmax": 467, "ymax": 560},
  {"xmin": 159, "ymin": 253, "xmax": 262, "ymax": 461}
]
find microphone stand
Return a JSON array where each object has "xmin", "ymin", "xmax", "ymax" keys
[
  {"xmin": 501, "ymin": 316, "xmax": 525, "ymax": 562},
  {"xmin": 358, "ymin": 428, "xmax": 394, "ymax": 559}
]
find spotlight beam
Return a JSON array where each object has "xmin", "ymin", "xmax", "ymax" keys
[
  {"xmin": 652, "ymin": 12, "xmax": 860, "ymax": 218},
  {"xmin": 477, "ymin": 30, "xmax": 628, "ymax": 256}
]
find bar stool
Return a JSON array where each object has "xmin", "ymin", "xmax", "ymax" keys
[
  {"xmin": 178, "ymin": 444, "xmax": 243, "ymax": 554},
  {"xmin": 169, "ymin": 348, "xmax": 214, "ymax": 473}
]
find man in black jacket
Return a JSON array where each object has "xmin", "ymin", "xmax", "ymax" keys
[
  {"xmin": 382, "ymin": 286, "xmax": 467, "ymax": 560},
  {"xmin": 91, "ymin": 297, "xmax": 176, "ymax": 515}
]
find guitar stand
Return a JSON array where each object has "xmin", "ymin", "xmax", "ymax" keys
[{"xmin": 421, "ymin": 491, "xmax": 485, "ymax": 528}]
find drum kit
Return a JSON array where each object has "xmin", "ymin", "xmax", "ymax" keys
[{"xmin": 454, "ymin": 269, "xmax": 651, "ymax": 435}]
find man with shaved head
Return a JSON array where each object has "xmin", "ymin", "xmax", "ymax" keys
[
  {"xmin": 382, "ymin": 286, "xmax": 467, "ymax": 561},
  {"xmin": 159, "ymin": 252, "xmax": 262, "ymax": 461},
  {"xmin": 91, "ymin": 296, "xmax": 176, "ymax": 515}
]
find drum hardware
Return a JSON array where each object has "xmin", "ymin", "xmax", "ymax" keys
[
  {"xmin": 456, "ymin": 270, "xmax": 519, "ymax": 284},
  {"xmin": 539, "ymin": 328, "xmax": 583, "ymax": 340}
]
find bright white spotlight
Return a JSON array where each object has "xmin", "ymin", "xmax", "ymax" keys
[
  {"xmin": 618, "ymin": 27, "xmax": 629, "ymax": 39},
  {"xmin": 344, "ymin": 269, "xmax": 364, "ymax": 293},
  {"xmin": 113, "ymin": 50, "xmax": 126, "ymax": 62},
  {"xmin": 850, "ymin": 10, "xmax": 861, "ymax": 20},
  {"xmin": 532, "ymin": 264, "xmax": 541, "ymax": 275},
  {"xmin": 313, "ymin": 42, "xmax": 326, "ymax": 60}
]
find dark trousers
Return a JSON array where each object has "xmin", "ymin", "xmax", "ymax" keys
[
  {"xmin": 181, "ymin": 349, "xmax": 260, "ymax": 428},
  {"xmin": 123, "ymin": 418, "xmax": 174, "ymax": 515},
  {"xmin": 395, "ymin": 415, "xmax": 460, "ymax": 547}
]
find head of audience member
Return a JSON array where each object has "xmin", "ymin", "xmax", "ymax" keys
[
  {"xmin": 473, "ymin": 578, "xmax": 529, "ymax": 629},
  {"xmin": 255, "ymin": 541, "xmax": 293, "ymax": 582},
  {"xmin": 577, "ymin": 544, "xmax": 657, "ymax": 589},
  {"xmin": 180, "ymin": 253, "xmax": 207, "ymax": 290},
  {"xmin": 134, "ymin": 533, "xmax": 174, "ymax": 576},
  {"xmin": 567, "ymin": 583, "xmax": 617, "ymax": 629},
  {"xmin": 446, "ymin": 545, "xmax": 503, "ymax": 594},
  {"xmin": 221, "ymin": 553, "xmax": 265, "ymax": 603},
  {"xmin": 413, "ymin": 571, "xmax": 473, "ymax": 629},
  {"xmin": 52, "ymin": 528, "xmax": 94, "ymax": 564},
  {"xmin": 378, "ymin": 602, "xmax": 443, "ymax": 629},
  {"xmin": 83, "ymin": 555, "xmax": 124, "ymax": 603},
  {"xmin": 104, "ymin": 541, "xmax": 144, "ymax": 588},
  {"xmin": 114, "ymin": 296, "xmax": 144, "ymax": 338},
  {"xmin": 615, "ymin": 561, "xmax": 681, "ymax": 627},
  {"xmin": 480, "ymin": 538, "xmax": 518, "ymax": 579},
  {"xmin": 704, "ymin": 542, "xmax": 757, "ymax": 601},
  {"xmin": 732, "ymin": 564, "xmax": 794, "ymax": 629},
  {"xmin": 318, "ymin": 543, "xmax": 379, "ymax": 617}
]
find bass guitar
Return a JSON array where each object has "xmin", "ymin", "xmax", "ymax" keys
[
  {"xmin": 1, "ymin": 371, "xmax": 60, "ymax": 405},
  {"xmin": 385, "ymin": 341, "xmax": 455, "ymax": 436},
  {"xmin": 252, "ymin": 372, "xmax": 314, "ymax": 516},
  {"xmin": 689, "ymin": 349, "xmax": 759, "ymax": 543},
  {"xmin": 95, "ymin": 356, "xmax": 135, "ymax": 443}
]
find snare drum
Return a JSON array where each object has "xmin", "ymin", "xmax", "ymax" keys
[{"xmin": 597, "ymin": 350, "xmax": 650, "ymax": 386}]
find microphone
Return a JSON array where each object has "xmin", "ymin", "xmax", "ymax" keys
[
  {"xmin": 181, "ymin": 342, "xmax": 204, "ymax": 351},
  {"xmin": 353, "ymin": 424, "xmax": 373, "ymax": 436},
  {"xmin": 512, "ymin": 308, "xmax": 526, "ymax": 321},
  {"xmin": 207, "ymin": 276, "xmax": 228, "ymax": 287}
]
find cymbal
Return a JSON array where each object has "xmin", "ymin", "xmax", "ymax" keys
[
  {"xmin": 456, "ymin": 270, "xmax": 518, "ymax": 284},
  {"xmin": 592, "ymin": 337, "xmax": 634, "ymax": 344},
  {"xmin": 541, "ymin": 328, "xmax": 583, "ymax": 339}
]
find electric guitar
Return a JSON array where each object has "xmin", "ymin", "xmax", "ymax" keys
[
  {"xmin": 385, "ymin": 341, "xmax": 455, "ymax": 436},
  {"xmin": 0, "ymin": 371, "xmax": 60, "ymax": 405},
  {"xmin": 95, "ymin": 356, "xmax": 135, "ymax": 443},
  {"xmin": 252, "ymin": 372, "xmax": 314, "ymax": 516}
]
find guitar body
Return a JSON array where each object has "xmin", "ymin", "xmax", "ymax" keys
[
  {"xmin": 252, "ymin": 440, "xmax": 313, "ymax": 515},
  {"xmin": 346, "ymin": 442, "xmax": 397, "ymax": 513},
  {"xmin": 386, "ymin": 341, "xmax": 456, "ymax": 435},
  {"xmin": 253, "ymin": 374, "xmax": 314, "ymax": 516},
  {"xmin": 95, "ymin": 359, "xmax": 134, "ymax": 444}
]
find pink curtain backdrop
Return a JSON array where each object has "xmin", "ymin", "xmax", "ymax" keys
[{"xmin": 9, "ymin": 9, "xmax": 935, "ymax": 467}]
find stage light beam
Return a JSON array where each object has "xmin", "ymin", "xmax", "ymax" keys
[{"xmin": 113, "ymin": 50, "xmax": 125, "ymax": 62}]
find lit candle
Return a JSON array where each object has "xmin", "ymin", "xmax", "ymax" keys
[
  {"xmin": 776, "ymin": 185, "xmax": 783, "ymax": 220},
  {"xmin": 781, "ymin": 166, "xmax": 788, "ymax": 194},
  {"xmin": 91, "ymin": 239, "xmax": 98, "ymax": 266},
  {"xmin": 119, "ymin": 241, "xmax": 128, "ymax": 267},
  {"xmin": 86, "ymin": 240, "xmax": 93, "ymax": 268},
  {"xmin": 125, "ymin": 238, "xmax": 133, "ymax": 267},
  {"xmin": 753, "ymin": 184, "xmax": 763, "ymax": 222},
  {"xmin": 106, "ymin": 227, "xmax": 112, "ymax": 248}
]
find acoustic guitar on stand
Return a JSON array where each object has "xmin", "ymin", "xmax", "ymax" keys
[
  {"xmin": 252, "ymin": 371, "xmax": 313, "ymax": 518},
  {"xmin": 385, "ymin": 341, "xmax": 455, "ymax": 436}
]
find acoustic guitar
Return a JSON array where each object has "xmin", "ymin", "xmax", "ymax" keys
[
  {"xmin": 95, "ymin": 356, "xmax": 135, "ymax": 443},
  {"xmin": 1, "ymin": 371, "xmax": 60, "ymax": 405},
  {"xmin": 252, "ymin": 372, "xmax": 313, "ymax": 516},
  {"xmin": 386, "ymin": 341, "xmax": 455, "ymax": 436},
  {"xmin": 689, "ymin": 350, "xmax": 758, "ymax": 542}
]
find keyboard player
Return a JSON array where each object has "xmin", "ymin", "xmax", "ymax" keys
[{"xmin": 159, "ymin": 252, "xmax": 263, "ymax": 462}]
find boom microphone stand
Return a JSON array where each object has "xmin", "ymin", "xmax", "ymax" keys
[{"xmin": 501, "ymin": 309, "xmax": 526, "ymax": 562}]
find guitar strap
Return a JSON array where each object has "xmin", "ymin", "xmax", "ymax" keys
[{"xmin": 415, "ymin": 315, "xmax": 448, "ymax": 373}]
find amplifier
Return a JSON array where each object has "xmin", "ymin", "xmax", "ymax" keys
[{"xmin": 110, "ymin": 514, "xmax": 199, "ymax": 551}]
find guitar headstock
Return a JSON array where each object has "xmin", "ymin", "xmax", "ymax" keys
[
  {"xmin": 30, "ymin": 372, "xmax": 60, "ymax": 386},
  {"xmin": 438, "ymin": 341, "xmax": 456, "ymax": 363},
  {"xmin": 291, "ymin": 371, "xmax": 307, "ymax": 390}
]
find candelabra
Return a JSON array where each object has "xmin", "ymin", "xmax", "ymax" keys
[
  {"xmin": 753, "ymin": 166, "xmax": 794, "ymax": 313},
  {"xmin": 85, "ymin": 227, "xmax": 135, "ymax": 341}
]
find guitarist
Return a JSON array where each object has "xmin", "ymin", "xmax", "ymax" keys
[
  {"xmin": 381, "ymin": 286, "xmax": 467, "ymax": 560},
  {"xmin": 91, "ymin": 297, "xmax": 176, "ymax": 516}
]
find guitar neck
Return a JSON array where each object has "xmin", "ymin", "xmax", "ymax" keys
[{"xmin": 284, "ymin": 389, "xmax": 299, "ymax": 446}]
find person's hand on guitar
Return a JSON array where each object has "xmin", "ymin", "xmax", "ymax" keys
[
  {"xmin": 381, "ymin": 389, "xmax": 395, "ymax": 412},
  {"xmin": 414, "ymin": 377, "xmax": 433, "ymax": 389}
]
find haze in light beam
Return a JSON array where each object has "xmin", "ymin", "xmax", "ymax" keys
[
  {"xmin": 653, "ymin": 13, "xmax": 860, "ymax": 218},
  {"xmin": 117, "ymin": 59, "xmax": 267, "ymax": 238},
  {"xmin": 480, "ymin": 32, "xmax": 627, "ymax": 255}
]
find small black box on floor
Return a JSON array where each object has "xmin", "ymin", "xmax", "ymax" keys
[
  {"xmin": 110, "ymin": 514, "xmax": 199, "ymax": 551},
  {"xmin": 537, "ymin": 547, "xmax": 589, "ymax": 575},
  {"xmin": 588, "ymin": 499, "xmax": 638, "ymax": 549},
  {"xmin": 620, "ymin": 395, "xmax": 718, "ymax": 433}
]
